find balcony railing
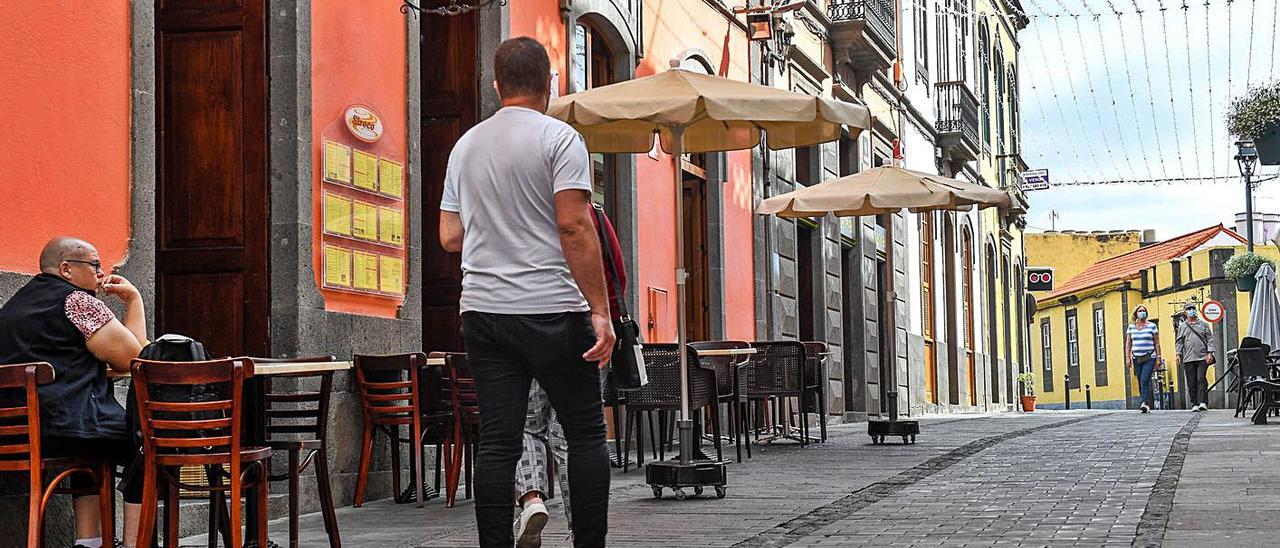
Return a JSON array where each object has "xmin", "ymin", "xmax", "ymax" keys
[
  {"xmin": 829, "ymin": 0, "xmax": 897, "ymax": 53},
  {"xmin": 935, "ymin": 81, "xmax": 980, "ymax": 150}
]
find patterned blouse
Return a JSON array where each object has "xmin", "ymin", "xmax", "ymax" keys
[{"xmin": 63, "ymin": 291, "xmax": 115, "ymax": 339}]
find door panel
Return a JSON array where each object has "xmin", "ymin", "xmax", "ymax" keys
[
  {"xmin": 155, "ymin": 0, "xmax": 268, "ymax": 358},
  {"xmin": 421, "ymin": 8, "xmax": 477, "ymax": 352},
  {"xmin": 681, "ymin": 173, "xmax": 710, "ymax": 342}
]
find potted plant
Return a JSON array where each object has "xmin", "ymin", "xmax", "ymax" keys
[
  {"xmin": 1223, "ymin": 252, "xmax": 1275, "ymax": 292},
  {"xmin": 1227, "ymin": 81, "xmax": 1280, "ymax": 165},
  {"xmin": 1016, "ymin": 372, "xmax": 1036, "ymax": 412}
]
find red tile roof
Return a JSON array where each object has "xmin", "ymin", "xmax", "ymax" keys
[{"xmin": 1039, "ymin": 224, "xmax": 1245, "ymax": 302}]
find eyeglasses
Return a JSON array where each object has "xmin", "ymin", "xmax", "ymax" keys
[{"xmin": 65, "ymin": 259, "xmax": 103, "ymax": 273}]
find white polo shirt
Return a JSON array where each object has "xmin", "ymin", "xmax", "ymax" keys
[{"xmin": 440, "ymin": 106, "xmax": 594, "ymax": 314}]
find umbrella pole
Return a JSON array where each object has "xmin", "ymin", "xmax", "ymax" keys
[
  {"xmin": 671, "ymin": 125, "xmax": 695, "ymax": 465},
  {"xmin": 883, "ymin": 213, "xmax": 900, "ymax": 422}
]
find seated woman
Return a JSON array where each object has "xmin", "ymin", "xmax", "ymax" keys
[{"xmin": 0, "ymin": 237, "xmax": 148, "ymax": 548}]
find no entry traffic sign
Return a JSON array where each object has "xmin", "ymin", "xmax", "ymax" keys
[{"xmin": 1201, "ymin": 300, "xmax": 1225, "ymax": 323}]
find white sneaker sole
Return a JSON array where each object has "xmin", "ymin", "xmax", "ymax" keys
[{"xmin": 517, "ymin": 510, "xmax": 548, "ymax": 548}]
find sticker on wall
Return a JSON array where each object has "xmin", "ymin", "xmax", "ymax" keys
[{"xmin": 344, "ymin": 104, "xmax": 384, "ymax": 143}]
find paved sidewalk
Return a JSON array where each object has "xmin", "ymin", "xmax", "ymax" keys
[{"xmin": 182, "ymin": 408, "xmax": 1279, "ymax": 547}]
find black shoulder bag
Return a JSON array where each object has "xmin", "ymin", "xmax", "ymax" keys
[{"xmin": 592, "ymin": 205, "xmax": 647, "ymax": 388}]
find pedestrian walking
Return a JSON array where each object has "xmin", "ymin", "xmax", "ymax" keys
[
  {"xmin": 438, "ymin": 36, "xmax": 615, "ymax": 548},
  {"xmin": 513, "ymin": 202, "xmax": 627, "ymax": 547},
  {"xmin": 1176, "ymin": 303, "xmax": 1216, "ymax": 411},
  {"xmin": 1126, "ymin": 305, "xmax": 1161, "ymax": 413}
]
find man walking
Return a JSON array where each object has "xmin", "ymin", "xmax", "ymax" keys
[
  {"xmin": 1176, "ymin": 302, "xmax": 1216, "ymax": 411},
  {"xmin": 438, "ymin": 36, "xmax": 614, "ymax": 547}
]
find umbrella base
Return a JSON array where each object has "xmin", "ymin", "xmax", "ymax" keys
[
  {"xmin": 645, "ymin": 458, "xmax": 729, "ymax": 501},
  {"xmin": 868, "ymin": 419, "xmax": 919, "ymax": 445}
]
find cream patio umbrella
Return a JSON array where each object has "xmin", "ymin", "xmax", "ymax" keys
[
  {"xmin": 757, "ymin": 165, "xmax": 1012, "ymax": 442},
  {"xmin": 548, "ymin": 60, "xmax": 871, "ymax": 469}
]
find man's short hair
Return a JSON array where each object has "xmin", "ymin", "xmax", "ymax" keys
[{"xmin": 494, "ymin": 37, "xmax": 551, "ymax": 99}]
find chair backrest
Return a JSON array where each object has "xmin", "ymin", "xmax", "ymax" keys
[
  {"xmin": 801, "ymin": 341, "xmax": 829, "ymax": 387},
  {"xmin": 353, "ymin": 353, "xmax": 427, "ymax": 426},
  {"xmin": 1239, "ymin": 346, "xmax": 1270, "ymax": 378},
  {"xmin": 253, "ymin": 355, "xmax": 337, "ymax": 443},
  {"xmin": 0, "ymin": 362, "xmax": 54, "ymax": 472},
  {"xmin": 746, "ymin": 341, "xmax": 807, "ymax": 396},
  {"xmin": 437, "ymin": 352, "xmax": 478, "ymax": 418},
  {"xmin": 132, "ymin": 357, "xmax": 246, "ymax": 461},
  {"xmin": 627, "ymin": 344, "xmax": 715, "ymax": 409},
  {"xmin": 1241, "ymin": 336, "xmax": 1272, "ymax": 356},
  {"xmin": 690, "ymin": 341, "xmax": 751, "ymax": 397}
]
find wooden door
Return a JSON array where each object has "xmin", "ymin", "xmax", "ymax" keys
[
  {"xmin": 421, "ymin": 9, "xmax": 478, "ymax": 352},
  {"xmin": 920, "ymin": 215, "xmax": 937, "ymax": 404},
  {"xmin": 155, "ymin": 0, "xmax": 269, "ymax": 358},
  {"xmin": 681, "ymin": 157, "xmax": 710, "ymax": 342}
]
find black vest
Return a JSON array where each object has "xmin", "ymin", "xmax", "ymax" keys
[{"xmin": 0, "ymin": 273, "xmax": 126, "ymax": 438}]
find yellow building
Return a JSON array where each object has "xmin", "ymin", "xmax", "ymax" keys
[
  {"xmin": 1025, "ymin": 230, "xmax": 1145, "ymax": 284},
  {"xmin": 1030, "ymin": 225, "xmax": 1261, "ymax": 409}
]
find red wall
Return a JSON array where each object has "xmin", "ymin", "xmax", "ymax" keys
[
  {"xmin": 0, "ymin": 3, "xmax": 131, "ymax": 274},
  {"xmin": 311, "ymin": 2, "xmax": 408, "ymax": 316},
  {"xmin": 508, "ymin": 1, "xmax": 756, "ymax": 342}
]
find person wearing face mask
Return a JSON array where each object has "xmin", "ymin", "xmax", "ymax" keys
[
  {"xmin": 0, "ymin": 237, "xmax": 149, "ymax": 548},
  {"xmin": 1125, "ymin": 305, "xmax": 1161, "ymax": 413},
  {"xmin": 1176, "ymin": 303, "xmax": 1216, "ymax": 412}
]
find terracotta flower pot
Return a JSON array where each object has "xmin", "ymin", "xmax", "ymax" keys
[{"xmin": 1020, "ymin": 395, "xmax": 1037, "ymax": 412}]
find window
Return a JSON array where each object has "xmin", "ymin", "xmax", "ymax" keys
[
  {"xmin": 1093, "ymin": 305, "xmax": 1108, "ymax": 386},
  {"xmin": 978, "ymin": 21, "xmax": 990, "ymax": 146},
  {"xmin": 954, "ymin": 0, "xmax": 968, "ymax": 82},
  {"xmin": 1066, "ymin": 310, "xmax": 1080, "ymax": 389},
  {"xmin": 1007, "ymin": 65, "xmax": 1019, "ymax": 157},
  {"xmin": 573, "ymin": 23, "xmax": 617, "ymax": 208},
  {"xmin": 915, "ymin": 0, "xmax": 929, "ymax": 80},
  {"xmin": 935, "ymin": 2, "xmax": 949, "ymax": 80},
  {"xmin": 1041, "ymin": 318, "xmax": 1053, "ymax": 392}
]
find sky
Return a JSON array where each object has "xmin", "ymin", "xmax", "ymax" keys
[{"xmin": 1017, "ymin": 0, "xmax": 1280, "ymax": 240}]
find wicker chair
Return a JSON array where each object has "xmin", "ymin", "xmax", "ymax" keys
[
  {"xmin": 690, "ymin": 341, "xmax": 752, "ymax": 462},
  {"xmin": 620, "ymin": 344, "xmax": 720, "ymax": 469},
  {"xmin": 744, "ymin": 341, "xmax": 810, "ymax": 446},
  {"xmin": 801, "ymin": 342, "xmax": 830, "ymax": 443}
]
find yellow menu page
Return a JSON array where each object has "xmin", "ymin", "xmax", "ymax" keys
[
  {"xmin": 323, "ymin": 193, "xmax": 352, "ymax": 235},
  {"xmin": 379, "ymin": 157, "xmax": 403, "ymax": 198},
  {"xmin": 323, "ymin": 140, "xmax": 351, "ymax": 183},
  {"xmin": 380, "ymin": 255, "xmax": 404, "ymax": 295},
  {"xmin": 353, "ymin": 149, "xmax": 378, "ymax": 191},
  {"xmin": 323, "ymin": 245, "xmax": 352, "ymax": 287},
  {"xmin": 352, "ymin": 251, "xmax": 379, "ymax": 291}
]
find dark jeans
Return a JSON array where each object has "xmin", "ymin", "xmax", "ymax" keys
[
  {"xmin": 1133, "ymin": 356, "xmax": 1157, "ymax": 408},
  {"xmin": 44, "ymin": 434, "xmax": 143, "ymax": 504},
  {"xmin": 1184, "ymin": 360, "xmax": 1210, "ymax": 406},
  {"xmin": 461, "ymin": 311, "xmax": 610, "ymax": 548}
]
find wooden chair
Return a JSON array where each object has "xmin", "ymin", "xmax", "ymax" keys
[
  {"xmin": 132, "ymin": 357, "xmax": 271, "ymax": 548},
  {"xmin": 353, "ymin": 353, "xmax": 449, "ymax": 509},
  {"xmin": 0, "ymin": 362, "xmax": 114, "ymax": 548},
  {"xmin": 257, "ymin": 356, "xmax": 341, "ymax": 548},
  {"xmin": 436, "ymin": 352, "xmax": 479, "ymax": 508}
]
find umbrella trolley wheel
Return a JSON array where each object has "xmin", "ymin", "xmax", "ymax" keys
[
  {"xmin": 645, "ymin": 459, "xmax": 728, "ymax": 501},
  {"xmin": 868, "ymin": 419, "xmax": 920, "ymax": 445}
]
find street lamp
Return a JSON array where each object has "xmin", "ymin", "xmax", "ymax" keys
[{"xmin": 1237, "ymin": 140, "xmax": 1260, "ymax": 252}]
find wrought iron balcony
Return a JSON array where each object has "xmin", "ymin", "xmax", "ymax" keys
[
  {"xmin": 828, "ymin": 0, "xmax": 897, "ymax": 89},
  {"xmin": 934, "ymin": 80, "xmax": 980, "ymax": 163}
]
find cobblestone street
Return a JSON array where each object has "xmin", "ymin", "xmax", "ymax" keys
[{"xmin": 184, "ymin": 409, "xmax": 1274, "ymax": 547}]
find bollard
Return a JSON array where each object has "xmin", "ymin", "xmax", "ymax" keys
[
  {"xmin": 1086, "ymin": 384, "xmax": 1092, "ymax": 409},
  {"xmin": 1064, "ymin": 374, "xmax": 1071, "ymax": 410}
]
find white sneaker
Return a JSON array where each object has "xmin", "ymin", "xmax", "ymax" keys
[
  {"xmin": 1191, "ymin": 405, "xmax": 1201, "ymax": 412},
  {"xmin": 1199, "ymin": 403, "xmax": 1209, "ymax": 412},
  {"xmin": 516, "ymin": 502, "xmax": 548, "ymax": 548},
  {"xmin": 1140, "ymin": 404, "xmax": 1150, "ymax": 413}
]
